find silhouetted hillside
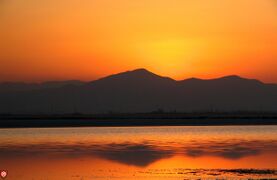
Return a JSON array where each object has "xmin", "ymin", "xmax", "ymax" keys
[
  {"xmin": 0, "ymin": 69, "xmax": 276, "ymax": 114},
  {"xmin": 0, "ymin": 80, "xmax": 84, "ymax": 92}
]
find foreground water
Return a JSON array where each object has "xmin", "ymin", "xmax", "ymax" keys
[{"xmin": 0, "ymin": 126, "xmax": 277, "ymax": 179}]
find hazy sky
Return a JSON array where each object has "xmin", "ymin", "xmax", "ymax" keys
[{"xmin": 0, "ymin": 0, "xmax": 276, "ymax": 82}]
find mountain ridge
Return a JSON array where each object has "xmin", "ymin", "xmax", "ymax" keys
[
  {"xmin": 0, "ymin": 68, "xmax": 276, "ymax": 114},
  {"xmin": 0, "ymin": 68, "xmax": 273, "ymax": 86}
]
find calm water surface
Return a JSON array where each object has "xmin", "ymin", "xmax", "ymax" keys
[{"xmin": 0, "ymin": 126, "xmax": 277, "ymax": 179}]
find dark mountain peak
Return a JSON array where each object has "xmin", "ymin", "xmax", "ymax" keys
[
  {"xmin": 179, "ymin": 75, "xmax": 264, "ymax": 87},
  {"xmin": 181, "ymin": 75, "xmax": 246, "ymax": 83},
  {"xmin": 183, "ymin": 77, "xmax": 203, "ymax": 81},
  {"xmin": 93, "ymin": 68, "xmax": 175, "ymax": 84},
  {"xmin": 116, "ymin": 68, "xmax": 157, "ymax": 79},
  {"xmin": 130, "ymin": 68, "xmax": 150, "ymax": 73},
  {"xmin": 119, "ymin": 68, "xmax": 160, "ymax": 77},
  {"xmin": 179, "ymin": 77, "xmax": 203, "ymax": 85},
  {"xmin": 218, "ymin": 75, "xmax": 243, "ymax": 80},
  {"xmin": 182, "ymin": 75, "xmax": 262, "ymax": 82},
  {"xmin": 216, "ymin": 75, "xmax": 263, "ymax": 84}
]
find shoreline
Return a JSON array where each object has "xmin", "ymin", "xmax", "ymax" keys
[{"xmin": 1, "ymin": 113, "xmax": 277, "ymax": 128}]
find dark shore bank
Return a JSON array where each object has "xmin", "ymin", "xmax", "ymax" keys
[{"xmin": 1, "ymin": 112, "xmax": 277, "ymax": 128}]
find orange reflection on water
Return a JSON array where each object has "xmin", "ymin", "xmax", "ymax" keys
[{"xmin": 0, "ymin": 126, "xmax": 277, "ymax": 179}]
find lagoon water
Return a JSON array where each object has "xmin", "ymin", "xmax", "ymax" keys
[{"xmin": 0, "ymin": 126, "xmax": 277, "ymax": 179}]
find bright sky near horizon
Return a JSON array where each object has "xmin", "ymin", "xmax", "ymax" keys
[{"xmin": 0, "ymin": 0, "xmax": 276, "ymax": 82}]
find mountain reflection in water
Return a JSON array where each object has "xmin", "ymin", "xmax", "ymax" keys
[
  {"xmin": 0, "ymin": 140, "xmax": 276, "ymax": 166},
  {"xmin": 0, "ymin": 126, "xmax": 277, "ymax": 179}
]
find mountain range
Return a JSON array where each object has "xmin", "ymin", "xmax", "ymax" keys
[{"xmin": 0, "ymin": 68, "xmax": 276, "ymax": 114}]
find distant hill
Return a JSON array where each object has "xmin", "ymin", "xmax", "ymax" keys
[
  {"xmin": 0, "ymin": 80, "xmax": 84, "ymax": 92},
  {"xmin": 0, "ymin": 69, "xmax": 276, "ymax": 114}
]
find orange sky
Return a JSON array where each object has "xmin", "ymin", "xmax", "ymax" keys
[{"xmin": 0, "ymin": 0, "xmax": 276, "ymax": 82}]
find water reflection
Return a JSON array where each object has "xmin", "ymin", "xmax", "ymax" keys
[
  {"xmin": 96, "ymin": 143, "xmax": 173, "ymax": 166},
  {"xmin": 0, "ymin": 140, "xmax": 276, "ymax": 166},
  {"xmin": 184, "ymin": 143, "xmax": 262, "ymax": 159},
  {"xmin": 0, "ymin": 126, "xmax": 277, "ymax": 179}
]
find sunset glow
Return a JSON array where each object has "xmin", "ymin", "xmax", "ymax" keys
[{"xmin": 0, "ymin": 0, "xmax": 276, "ymax": 82}]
